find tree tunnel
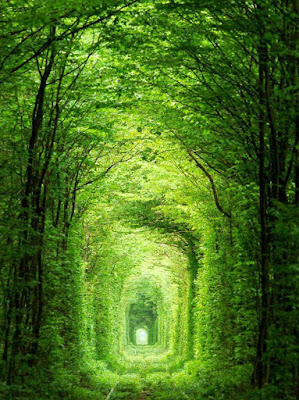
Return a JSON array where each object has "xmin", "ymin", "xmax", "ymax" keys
[
  {"xmin": 128, "ymin": 298, "xmax": 158, "ymax": 346},
  {"xmin": 1, "ymin": 1, "xmax": 297, "ymax": 399},
  {"xmin": 87, "ymin": 230, "xmax": 192, "ymax": 370}
]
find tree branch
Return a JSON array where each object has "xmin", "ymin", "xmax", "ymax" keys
[
  {"xmin": 2, "ymin": 0, "xmax": 139, "ymax": 79},
  {"xmin": 187, "ymin": 149, "xmax": 231, "ymax": 218}
]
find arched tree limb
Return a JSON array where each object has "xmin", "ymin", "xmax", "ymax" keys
[{"xmin": 187, "ymin": 149, "xmax": 231, "ymax": 219}]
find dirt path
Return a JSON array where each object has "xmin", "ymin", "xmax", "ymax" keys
[{"xmin": 138, "ymin": 389, "xmax": 152, "ymax": 399}]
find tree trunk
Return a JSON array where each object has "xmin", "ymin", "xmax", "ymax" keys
[{"xmin": 254, "ymin": 36, "xmax": 271, "ymax": 388}]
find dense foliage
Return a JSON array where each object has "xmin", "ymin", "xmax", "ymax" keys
[{"xmin": 0, "ymin": 1, "xmax": 298, "ymax": 399}]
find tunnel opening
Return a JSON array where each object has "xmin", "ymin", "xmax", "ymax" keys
[
  {"xmin": 128, "ymin": 298, "xmax": 158, "ymax": 346},
  {"xmin": 136, "ymin": 328, "xmax": 148, "ymax": 345},
  {"xmin": 111, "ymin": 251, "xmax": 191, "ymax": 370}
]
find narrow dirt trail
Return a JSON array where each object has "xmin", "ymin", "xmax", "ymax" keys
[{"xmin": 138, "ymin": 389, "xmax": 152, "ymax": 400}]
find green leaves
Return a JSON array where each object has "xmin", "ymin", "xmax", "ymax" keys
[{"xmin": 0, "ymin": 1, "xmax": 297, "ymax": 399}]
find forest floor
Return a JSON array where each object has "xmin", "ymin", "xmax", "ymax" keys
[
  {"xmin": 0, "ymin": 349, "xmax": 252, "ymax": 399},
  {"xmin": 71, "ymin": 363, "xmax": 199, "ymax": 400},
  {"xmin": 65, "ymin": 354, "xmax": 255, "ymax": 400},
  {"xmin": 0, "ymin": 360, "xmax": 254, "ymax": 400},
  {"xmin": 70, "ymin": 346, "xmax": 200, "ymax": 400}
]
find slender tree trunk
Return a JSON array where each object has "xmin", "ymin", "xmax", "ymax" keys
[
  {"xmin": 7, "ymin": 30, "xmax": 55, "ymax": 382},
  {"xmin": 293, "ymin": 0, "xmax": 299, "ymax": 206},
  {"xmin": 255, "ymin": 37, "xmax": 271, "ymax": 388}
]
